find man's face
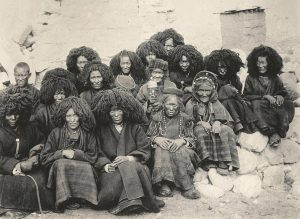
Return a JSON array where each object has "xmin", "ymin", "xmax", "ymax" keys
[{"xmin": 14, "ymin": 67, "xmax": 31, "ymax": 87}]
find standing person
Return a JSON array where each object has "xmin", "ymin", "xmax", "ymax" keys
[
  {"xmin": 66, "ymin": 46, "xmax": 101, "ymax": 92},
  {"xmin": 244, "ymin": 45, "xmax": 295, "ymax": 147},
  {"xmin": 31, "ymin": 68, "xmax": 78, "ymax": 137},
  {"xmin": 110, "ymin": 50, "xmax": 148, "ymax": 96},
  {"xmin": 186, "ymin": 71, "xmax": 239, "ymax": 175},
  {"xmin": 40, "ymin": 97, "xmax": 98, "ymax": 213},
  {"xmin": 12, "ymin": 62, "xmax": 40, "ymax": 113},
  {"xmin": 150, "ymin": 28, "xmax": 185, "ymax": 55},
  {"xmin": 205, "ymin": 49, "xmax": 258, "ymax": 133},
  {"xmin": 136, "ymin": 40, "xmax": 168, "ymax": 70},
  {"xmin": 147, "ymin": 87, "xmax": 200, "ymax": 199},
  {"xmin": 92, "ymin": 89, "xmax": 164, "ymax": 215},
  {"xmin": 168, "ymin": 45, "xmax": 204, "ymax": 96},
  {"xmin": 79, "ymin": 61, "xmax": 114, "ymax": 106},
  {"xmin": 0, "ymin": 87, "xmax": 54, "ymax": 211}
]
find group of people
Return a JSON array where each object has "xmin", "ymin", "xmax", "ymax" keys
[{"xmin": 0, "ymin": 28, "xmax": 294, "ymax": 215}]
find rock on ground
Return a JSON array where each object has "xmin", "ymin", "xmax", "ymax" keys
[
  {"xmin": 208, "ymin": 168, "xmax": 234, "ymax": 191},
  {"xmin": 262, "ymin": 165, "xmax": 285, "ymax": 187},
  {"xmin": 238, "ymin": 131, "xmax": 268, "ymax": 153},
  {"xmin": 233, "ymin": 174, "xmax": 262, "ymax": 198},
  {"xmin": 194, "ymin": 182, "xmax": 225, "ymax": 199},
  {"xmin": 237, "ymin": 147, "xmax": 258, "ymax": 175}
]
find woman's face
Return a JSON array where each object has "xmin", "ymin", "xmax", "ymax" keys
[
  {"xmin": 196, "ymin": 83, "xmax": 213, "ymax": 103},
  {"xmin": 120, "ymin": 56, "xmax": 131, "ymax": 75},
  {"xmin": 109, "ymin": 109, "xmax": 124, "ymax": 125},
  {"xmin": 76, "ymin": 56, "xmax": 88, "ymax": 73},
  {"xmin": 66, "ymin": 108, "xmax": 80, "ymax": 130},
  {"xmin": 257, "ymin": 56, "xmax": 268, "ymax": 74},
  {"xmin": 218, "ymin": 61, "xmax": 227, "ymax": 76},
  {"xmin": 179, "ymin": 55, "xmax": 190, "ymax": 72},
  {"xmin": 90, "ymin": 70, "xmax": 103, "ymax": 90},
  {"xmin": 151, "ymin": 68, "xmax": 164, "ymax": 83},
  {"xmin": 164, "ymin": 38, "xmax": 174, "ymax": 54},
  {"xmin": 146, "ymin": 52, "xmax": 156, "ymax": 65},
  {"xmin": 54, "ymin": 90, "xmax": 66, "ymax": 104},
  {"xmin": 164, "ymin": 96, "xmax": 179, "ymax": 117},
  {"xmin": 5, "ymin": 114, "xmax": 20, "ymax": 128}
]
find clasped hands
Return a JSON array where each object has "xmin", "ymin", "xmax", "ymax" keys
[
  {"xmin": 263, "ymin": 95, "xmax": 284, "ymax": 107},
  {"xmin": 104, "ymin": 156, "xmax": 136, "ymax": 173},
  {"xmin": 154, "ymin": 137, "xmax": 186, "ymax": 152},
  {"xmin": 197, "ymin": 121, "xmax": 221, "ymax": 134}
]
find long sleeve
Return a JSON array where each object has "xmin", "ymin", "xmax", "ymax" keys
[
  {"xmin": 94, "ymin": 133, "xmax": 112, "ymax": 171},
  {"xmin": 243, "ymin": 76, "xmax": 263, "ymax": 100},
  {"xmin": 136, "ymin": 84, "xmax": 148, "ymax": 105},
  {"xmin": 0, "ymin": 143, "xmax": 19, "ymax": 174},
  {"xmin": 72, "ymin": 132, "xmax": 97, "ymax": 164}
]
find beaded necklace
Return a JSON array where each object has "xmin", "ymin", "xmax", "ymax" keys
[{"xmin": 159, "ymin": 111, "xmax": 183, "ymax": 138}]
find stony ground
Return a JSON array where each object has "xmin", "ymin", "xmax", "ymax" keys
[{"xmin": 1, "ymin": 186, "xmax": 300, "ymax": 219}]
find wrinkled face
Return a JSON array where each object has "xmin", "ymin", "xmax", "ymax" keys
[
  {"xmin": 76, "ymin": 56, "xmax": 88, "ymax": 73},
  {"xmin": 66, "ymin": 108, "xmax": 80, "ymax": 130},
  {"xmin": 218, "ymin": 61, "xmax": 227, "ymax": 76},
  {"xmin": 14, "ymin": 67, "xmax": 30, "ymax": 87},
  {"xmin": 120, "ymin": 56, "xmax": 131, "ymax": 75},
  {"xmin": 145, "ymin": 52, "xmax": 156, "ymax": 65},
  {"xmin": 90, "ymin": 70, "xmax": 103, "ymax": 90},
  {"xmin": 53, "ymin": 90, "xmax": 66, "ymax": 104},
  {"xmin": 257, "ymin": 56, "xmax": 268, "ymax": 74},
  {"xmin": 164, "ymin": 96, "xmax": 179, "ymax": 117},
  {"xmin": 179, "ymin": 55, "xmax": 190, "ymax": 72},
  {"xmin": 164, "ymin": 38, "xmax": 174, "ymax": 54},
  {"xmin": 110, "ymin": 109, "xmax": 124, "ymax": 125},
  {"xmin": 151, "ymin": 68, "xmax": 164, "ymax": 83},
  {"xmin": 5, "ymin": 114, "xmax": 20, "ymax": 128},
  {"xmin": 196, "ymin": 83, "xmax": 213, "ymax": 103}
]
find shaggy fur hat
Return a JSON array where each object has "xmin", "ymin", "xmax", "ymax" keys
[
  {"xmin": 205, "ymin": 49, "xmax": 244, "ymax": 79},
  {"xmin": 150, "ymin": 28, "xmax": 185, "ymax": 47},
  {"xmin": 136, "ymin": 40, "xmax": 168, "ymax": 66},
  {"xmin": 247, "ymin": 45, "xmax": 283, "ymax": 77},
  {"xmin": 53, "ymin": 96, "xmax": 96, "ymax": 131},
  {"xmin": 91, "ymin": 88, "xmax": 147, "ymax": 124},
  {"xmin": 148, "ymin": 59, "xmax": 168, "ymax": 72},
  {"xmin": 78, "ymin": 61, "xmax": 114, "ymax": 91},
  {"xmin": 168, "ymin": 45, "xmax": 204, "ymax": 76},
  {"xmin": 40, "ymin": 68, "xmax": 78, "ymax": 105},
  {"xmin": 0, "ymin": 86, "xmax": 32, "ymax": 125},
  {"xmin": 66, "ymin": 46, "xmax": 101, "ymax": 76},
  {"xmin": 114, "ymin": 75, "xmax": 136, "ymax": 92},
  {"xmin": 110, "ymin": 50, "xmax": 147, "ymax": 84}
]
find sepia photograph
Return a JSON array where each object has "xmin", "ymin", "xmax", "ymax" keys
[{"xmin": 0, "ymin": 0, "xmax": 299, "ymax": 218}]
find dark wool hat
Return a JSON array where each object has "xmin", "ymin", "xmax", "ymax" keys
[
  {"xmin": 149, "ymin": 59, "xmax": 168, "ymax": 72},
  {"xmin": 53, "ymin": 96, "xmax": 96, "ymax": 131},
  {"xmin": 114, "ymin": 75, "xmax": 136, "ymax": 91},
  {"xmin": 163, "ymin": 87, "xmax": 184, "ymax": 97}
]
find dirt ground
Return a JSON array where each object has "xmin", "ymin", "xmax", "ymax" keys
[{"xmin": 1, "ymin": 186, "xmax": 299, "ymax": 219}]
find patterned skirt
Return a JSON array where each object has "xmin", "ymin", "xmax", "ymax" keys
[
  {"xmin": 194, "ymin": 124, "xmax": 239, "ymax": 169},
  {"xmin": 152, "ymin": 146, "xmax": 200, "ymax": 190},
  {"xmin": 47, "ymin": 159, "xmax": 98, "ymax": 207}
]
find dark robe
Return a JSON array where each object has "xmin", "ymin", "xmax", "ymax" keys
[
  {"xmin": 95, "ymin": 123, "xmax": 161, "ymax": 214},
  {"xmin": 40, "ymin": 127, "xmax": 98, "ymax": 207},
  {"xmin": 243, "ymin": 75, "xmax": 295, "ymax": 137},
  {"xmin": 0, "ymin": 123, "xmax": 54, "ymax": 211},
  {"xmin": 147, "ymin": 111, "xmax": 200, "ymax": 191},
  {"xmin": 216, "ymin": 76, "xmax": 258, "ymax": 133},
  {"xmin": 80, "ymin": 88, "xmax": 100, "ymax": 106},
  {"xmin": 30, "ymin": 104, "xmax": 56, "ymax": 137}
]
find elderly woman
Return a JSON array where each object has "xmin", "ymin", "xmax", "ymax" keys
[
  {"xmin": 150, "ymin": 28, "xmax": 185, "ymax": 55},
  {"xmin": 0, "ymin": 87, "xmax": 54, "ymax": 211},
  {"xmin": 110, "ymin": 50, "xmax": 148, "ymax": 95},
  {"xmin": 205, "ymin": 49, "xmax": 258, "ymax": 133},
  {"xmin": 185, "ymin": 71, "xmax": 239, "ymax": 175},
  {"xmin": 136, "ymin": 40, "xmax": 168, "ymax": 68},
  {"xmin": 79, "ymin": 61, "xmax": 114, "ymax": 106},
  {"xmin": 92, "ymin": 88, "xmax": 164, "ymax": 214},
  {"xmin": 147, "ymin": 87, "xmax": 200, "ymax": 199},
  {"xmin": 40, "ymin": 97, "xmax": 98, "ymax": 213},
  {"xmin": 168, "ymin": 45, "xmax": 204, "ymax": 95},
  {"xmin": 31, "ymin": 68, "xmax": 78, "ymax": 137},
  {"xmin": 66, "ymin": 46, "xmax": 101, "ymax": 92},
  {"xmin": 244, "ymin": 45, "xmax": 295, "ymax": 147}
]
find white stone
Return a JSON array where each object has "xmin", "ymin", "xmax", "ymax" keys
[
  {"xmin": 285, "ymin": 163, "xmax": 300, "ymax": 186},
  {"xmin": 238, "ymin": 131, "xmax": 268, "ymax": 153},
  {"xmin": 233, "ymin": 174, "xmax": 262, "ymax": 198},
  {"xmin": 280, "ymin": 72, "xmax": 299, "ymax": 101},
  {"xmin": 193, "ymin": 168, "xmax": 208, "ymax": 183},
  {"xmin": 208, "ymin": 168, "xmax": 234, "ymax": 191},
  {"xmin": 286, "ymin": 112, "xmax": 300, "ymax": 144},
  {"xmin": 194, "ymin": 182, "xmax": 225, "ymax": 199},
  {"xmin": 237, "ymin": 147, "xmax": 258, "ymax": 175},
  {"xmin": 263, "ymin": 145, "xmax": 284, "ymax": 165},
  {"xmin": 262, "ymin": 165, "xmax": 285, "ymax": 187},
  {"xmin": 290, "ymin": 181, "xmax": 300, "ymax": 196}
]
